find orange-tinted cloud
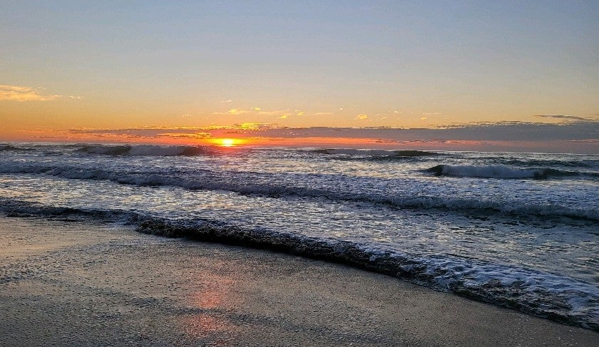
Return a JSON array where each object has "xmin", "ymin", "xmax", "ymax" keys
[
  {"xmin": 0, "ymin": 84, "xmax": 62, "ymax": 102},
  {"xmin": 257, "ymin": 109, "xmax": 290, "ymax": 116}
]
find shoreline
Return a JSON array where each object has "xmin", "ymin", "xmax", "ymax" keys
[{"xmin": 1, "ymin": 216, "xmax": 597, "ymax": 346}]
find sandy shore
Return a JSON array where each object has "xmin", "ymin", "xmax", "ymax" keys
[{"xmin": 0, "ymin": 217, "xmax": 597, "ymax": 347}]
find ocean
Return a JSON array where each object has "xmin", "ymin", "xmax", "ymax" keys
[{"xmin": 1, "ymin": 142, "xmax": 598, "ymax": 331}]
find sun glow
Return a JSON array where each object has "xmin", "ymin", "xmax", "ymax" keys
[{"xmin": 220, "ymin": 138, "xmax": 236, "ymax": 147}]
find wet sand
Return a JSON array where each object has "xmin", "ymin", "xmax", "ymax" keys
[{"xmin": 0, "ymin": 217, "xmax": 597, "ymax": 347}]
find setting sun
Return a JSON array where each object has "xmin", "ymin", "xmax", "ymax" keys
[{"xmin": 220, "ymin": 138, "xmax": 235, "ymax": 147}]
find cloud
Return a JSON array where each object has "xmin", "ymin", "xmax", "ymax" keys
[
  {"xmin": 229, "ymin": 108, "xmax": 249, "ymax": 115},
  {"xmin": 237, "ymin": 123, "xmax": 277, "ymax": 130},
  {"xmin": 279, "ymin": 113, "xmax": 290, "ymax": 119},
  {"xmin": 258, "ymin": 109, "xmax": 290, "ymax": 116},
  {"xmin": 423, "ymin": 112, "xmax": 441, "ymax": 116},
  {"xmin": 315, "ymin": 112, "xmax": 333, "ymax": 116},
  {"xmin": 221, "ymin": 99, "xmax": 233, "ymax": 103},
  {"xmin": 355, "ymin": 114, "xmax": 368, "ymax": 120},
  {"xmin": 157, "ymin": 132, "xmax": 212, "ymax": 139},
  {"xmin": 212, "ymin": 108, "xmax": 252, "ymax": 115},
  {"xmin": 534, "ymin": 114, "xmax": 593, "ymax": 122},
  {"xmin": 296, "ymin": 111, "xmax": 304, "ymax": 116},
  {"xmin": 213, "ymin": 107, "xmax": 292, "ymax": 117},
  {"xmin": 0, "ymin": 84, "xmax": 62, "ymax": 102}
]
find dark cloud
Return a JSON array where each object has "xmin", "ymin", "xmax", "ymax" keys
[{"xmin": 64, "ymin": 122, "xmax": 599, "ymax": 150}]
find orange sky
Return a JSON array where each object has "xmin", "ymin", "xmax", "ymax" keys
[{"xmin": 1, "ymin": 2, "xmax": 598, "ymax": 152}]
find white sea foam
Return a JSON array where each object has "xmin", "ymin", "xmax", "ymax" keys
[{"xmin": 1, "ymin": 161, "xmax": 598, "ymax": 221}]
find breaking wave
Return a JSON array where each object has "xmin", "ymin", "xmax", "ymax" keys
[
  {"xmin": 2, "ymin": 163, "xmax": 598, "ymax": 223},
  {"xmin": 76, "ymin": 144, "xmax": 213, "ymax": 156},
  {"xmin": 425, "ymin": 164, "xmax": 599, "ymax": 180},
  {"xmin": 0, "ymin": 200, "xmax": 597, "ymax": 331}
]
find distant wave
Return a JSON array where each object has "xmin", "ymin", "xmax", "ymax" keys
[
  {"xmin": 314, "ymin": 148, "xmax": 441, "ymax": 158},
  {"xmin": 424, "ymin": 164, "xmax": 598, "ymax": 180},
  {"xmin": 0, "ymin": 144, "xmax": 32, "ymax": 152},
  {"xmin": 2, "ymin": 163, "xmax": 598, "ymax": 223},
  {"xmin": 498, "ymin": 158, "xmax": 596, "ymax": 169},
  {"xmin": 0, "ymin": 200, "xmax": 597, "ymax": 331},
  {"xmin": 76, "ymin": 144, "xmax": 213, "ymax": 156}
]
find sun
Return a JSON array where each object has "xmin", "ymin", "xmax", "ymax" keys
[
  {"xmin": 210, "ymin": 138, "xmax": 246, "ymax": 147},
  {"xmin": 220, "ymin": 138, "xmax": 235, "ymax": 147}
]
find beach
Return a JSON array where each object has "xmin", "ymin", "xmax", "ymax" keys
[{"xmin": 0, "ymin": 217, "xmax": 596, "ymax": 347}]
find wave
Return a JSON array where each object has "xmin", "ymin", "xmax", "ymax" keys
[
  {"xmin": 314, "ymin": 148, "xmax": 441, "ymax": 158},
  {"xmin": 426, "ymin": 164, "xmax": 549, "ymax": 179},
  {"xmin": 76, "ymin": 144, "xmax": 213, "ymax": 156},
  {"xmin": 425, "ymin": 164, "xmax": 599, "ymax": 180},
  {"xmin": 0, "ymin": 144, "xmax": 32, "ymax": 152},
  {"xmin": 499, "ymin": 158, "xmax": 597, "ymax": 169},
  {"xmin": 2, "ymin": 163, "xmax": 598, "ymax": 223},
  {"xmin": 0, "ymin": 200, "xmax": 597, "ymax": 331}
]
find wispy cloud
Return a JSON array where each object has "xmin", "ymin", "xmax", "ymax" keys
[
  {"xmin": 315, "ymin": 112, "xmax": 333, "ymax": 116},
  {"xmin": 534, "ymin": 114, "xmax": 594, "ymax": 122},
  {"xmin": 228, "ymin": 108, "xmax": 249, "ymax": 115},
  {"xmin": 157, "ymin": 132, "xmax": 212, "ymax": 139},
  {"xmin": 355, "ymin": 114, "xmax": 368, "ymax": 120},
  {"xmin": 258, "ymin": 109, "xmax": 290, "ymax": 116},
  {"xmin": 212, "ymin": 107, "xmax": 294, "ymax": 117},
  {"xmin": 0, "ymin": 84, "xmax": 62, "ymax": 102},
  {"xmin": 212, "ymin": 108, "xmax": 251, "ymax": 115}
]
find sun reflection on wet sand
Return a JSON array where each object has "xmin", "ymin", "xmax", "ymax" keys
[{"xmin": 181, "ymin": 269, "xmax": 241, "ymax": 345}]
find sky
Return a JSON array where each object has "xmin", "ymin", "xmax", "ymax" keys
[{"xmin": 1, "ymin": 1, "xmax": 598, "ymax": 152}]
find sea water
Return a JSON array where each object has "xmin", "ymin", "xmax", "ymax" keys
[{"xmin": 0, "ymin": 143, "xmax": 598, "ymax": 330}]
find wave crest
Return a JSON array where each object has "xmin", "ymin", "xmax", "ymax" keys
[
  {"xmin": 314, "ymin": 148, "xmax": 440, "ymax": 159},
  {"xmin": 3, "ymin": 163, "xmax": 597, "ymax": 222},
  {"xmin": 77, "ymin": 144, "xmax": 211, "ymax": 156},
  {"xmin": 426, "ymin": 165, "xmax": 550, "ymax": 179}
]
